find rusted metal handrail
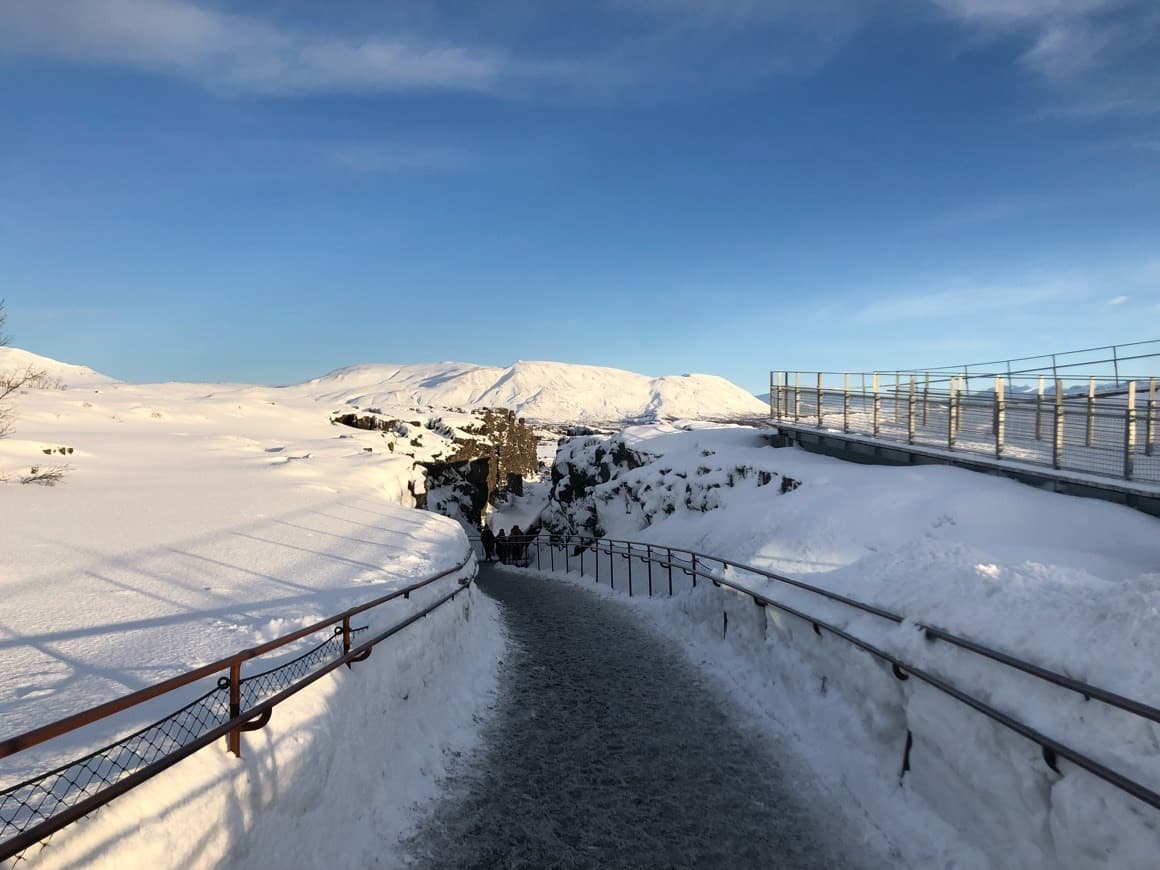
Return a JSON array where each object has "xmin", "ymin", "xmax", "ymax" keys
[
  {"xmin": 517, "ymin": 531, "xmax": 1160, "ymax": 814},
  {"xmin": 0, "ymin": 547, "xmax": 476, "ymax": 861},
  {"xmin": 0, "ymin": 553, "xmax": 471, "ymax": 762},
  {"xmin": 543, "ymin": 533, "xmax": 1160, "ymax": 724}
]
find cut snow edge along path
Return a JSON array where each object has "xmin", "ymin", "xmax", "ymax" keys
[{"xmin": 406, "ymin": 563, "xmax": 886, "ymax": 869}]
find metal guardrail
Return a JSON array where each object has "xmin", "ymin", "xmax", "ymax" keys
[
  {"xmin": 0, "ymin": 549, "xmax": 476, "ymax": 863},
  {"xmin": 769, "ymin": 367, "xmax": 1159, "ymax": 485},
  {"xmin": 784, "ymin": 339, "xmax": 1160, "ymax": 391},
  {"xmin": 503, "ymin": 531, "xmax": 1160, "ymax": 816}
]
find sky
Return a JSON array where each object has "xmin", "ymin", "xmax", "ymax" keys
[{"xmin": 1, "ymin": 0, "xmax": 1158, "ymax": 394}]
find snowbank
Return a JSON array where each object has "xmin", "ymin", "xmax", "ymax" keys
[
  {"xmin": 513, "ymin": 423, "xmax": 1160, "ymax": 868},
  {"xmin": 21, "ymin": 578, "xmax": 502, "ymax": 869}
]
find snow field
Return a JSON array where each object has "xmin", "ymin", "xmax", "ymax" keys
[
  {"xmin": 514, "ymin": 422, "xmax": 1160, "ymax": 868},
  {"xmin": 0, "ymin": 352, "xmax": 514, "ymax": 866}
]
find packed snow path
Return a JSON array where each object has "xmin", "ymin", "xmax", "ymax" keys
[{"xmin": 406, "ymin": 565, "xmax": 864, "ymax": 869}]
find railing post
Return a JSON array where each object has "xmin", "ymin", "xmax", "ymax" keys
[
  {"xmin": 922, "ymin": 373, "xmax": 930, "ymax": 427},
  {"xmin": 769, "ymin": 371, "xmax": 776, "ymax": 419},
  {"xmin": 817, "ymin": 372, "xmax": 824, "ymax": 429},
  {"xmin": 994, "ymin": 376, "xmax": 1005, "ymax": 459},
  {"xmin": 536, "ymin": 539, "xmax": 541, "ymax": 570},
  {"xmin": 608, "ymin": 541, "xmax": 615, "ymax": 590},
  {"xmin": 794, "ymin": 373, "xmax": 801, "ymax": 423},
  {"xmin": 646, "ymin": 544, "xmax": 653, "ymax": 597},
  {"xmin": 843, "ymin": 373, "xmax": 850, "ymax": 433},
  {"xmin": 872, "ymin": 372, "xmax": 881, "ymax": 437},
  {"xmin": 594, "ymin": 542, "xmax": 599, "ymax": 584},
  {"xmin": 550, "ymin": 537, "xmax": 554, "ymax": 572},
  {"xmin": 947, "ymin": 377, "xmax": 957, "ymax": 450},
  {"xmin": 1147, "ymin": 378, "xmax": 1157, "ymax": 457},
  {"xmin": 894, "ymin": 371, "xmax": 901, "ymax": 423},
  {"xmin": 955, "ymin": 375, "xmax": 963, "ymax": 436},
  {"xmin": 228, "ymin": 662, "xmax": 242, "ymax": 758},
  {"xmin": 907, "ymin": 375, "xmax": 917, "ymax": 445},
  {"xmin": 1124, "ymin": 381, "xmax": 1137, "ymax": 480},
  {"xmin": 1035, "ymin": 376, "xmax": 1044, "ymax": 441},
  {"xmin": 667, "ymin": 548, "xmax": 674, "ymax": 596},
  {"xmin": 1053, "ymin": 379, "xmax": 1064, "ymax": 469},
  {"xmin": 626, "ymin": 543, "xmax": 633, "ymax": 597},
  {"xmin": 342, "ymin": 616, "xmax": 351, "ymax": 658},
  {"xmin": 1113, "ymin": 344, "xmax": 1120, "ymax": 386},
  {"xmin": 691, "ymin": 553, "xmax": 697, "ymax": 588},
  {"xmin": 1086, "ymin": 376, "xmax": 1096, "ymax": 448}
]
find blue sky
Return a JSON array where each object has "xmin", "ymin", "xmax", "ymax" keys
[{"xmin": 1, "ymin": 0, "xmax": 1158, "ymax": 393}]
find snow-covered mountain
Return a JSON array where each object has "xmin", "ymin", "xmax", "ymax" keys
[
  {"xmin": 1, "ymin": 348, "xmax": 768, "ymax": 423},
  {"xmin": 292, "ymin": 360, "xmax": 769, "ymax": 423},
  {"xmin": 0, "ymin": 347, "xmax": 118, "ymax": 387}
]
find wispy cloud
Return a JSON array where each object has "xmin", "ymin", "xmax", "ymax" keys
[
  {"xmin": 851, "ymin": 257, "xmax": 1160, "ymax": 325},
  {"xmin": 927, "ymin": 0, "xmax": 1160, "ymax": 118},
  {"xmin": 0, "ymin": 0, "xmax": 875, "ymax": 99},
  {"xmin": 855, "ymin": 278, "xmax": 1080, "ymax": 323},
  {"xmin": 909, "ymin": 194, "xmax": 1065, "ymax": 235},
  {"xmin": 614, "ymin": 0, "xmax": 871, "ymax": 79},
  {"xmin": 0, "ymin": 0, "xmax": 533, "ymax": 96},
  {"xmin": 1091, "ymin": 135, "xmax": 1160, "ymax": 151}
]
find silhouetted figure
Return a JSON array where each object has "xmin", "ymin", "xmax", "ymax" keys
[
  {"xmin": 480, "ymin": 526, "xmax": 496, "ymax": 561},
  {"xmin": 510, "ymin": 525, "xmax": 525, "ymax": 565},
  {"xmin": 496, "ymin": 529, "xmax": 509, "ymax": 564}
]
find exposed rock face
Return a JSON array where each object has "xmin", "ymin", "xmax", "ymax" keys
[
  {"xmin": 541, "ymin": 430, "xmax": 800, "ymax": 540},
  {"xmin": 331, "ymin": 406, "xmax": 538, "ymax": 525},
  {"xmin": 331, "ymin": 406, "xmax": 536, "ymax": 492},
  {"xmin": 424, "ymin": 458, "xmax": 491, "ymax": 525},
  {"xmin": 445, "ymin": 408, "xmax": 538, "ymax": 495},
  {"xmin": 541, "ymin": 435, "xmax": 650, "ymax": 539}
]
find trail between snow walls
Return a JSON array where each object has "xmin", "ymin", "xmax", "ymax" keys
[{"xmin": 405, "ymin": 565, "xmax": 875, "ymax": 869}]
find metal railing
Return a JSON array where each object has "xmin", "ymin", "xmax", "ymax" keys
[
  {"xmin": 0, "ymin": 548, "xmax": 476, "ymax": 863},
  {"xmin": 505, "ymin": 531, "xmax": 1160, "ymax": 817},
  {"xmin": 895, "ymin": 339, "xmax": 1160, "ymax": 388},
  {"xmin": 769, "ymin": 362, "xmax": 1159, "ymax": 485}
]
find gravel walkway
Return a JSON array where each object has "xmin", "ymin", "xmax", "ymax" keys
[{"xmin": 404, "ymin": 565, "xmax": 865, "ymax": 869}]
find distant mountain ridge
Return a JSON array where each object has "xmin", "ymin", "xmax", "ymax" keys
[
  {"xmin": 2, "ymin": 348, "xmax": 768, "ymax": 424},
  {"xmin": 293, "ymin": 359, "xmax": 769, "ymax": 424}
]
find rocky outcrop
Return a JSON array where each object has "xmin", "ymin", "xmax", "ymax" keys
[
  {"xmin": 540, "ymin": 431, "xmax": 801, "ymax": 539},
  {"xmin": 540, "ymin": 435, "xmax": 651, "ymax": 539},
  {"xmin": 331, "ymin": 406, "xmax": 538, "ymax": 526}
]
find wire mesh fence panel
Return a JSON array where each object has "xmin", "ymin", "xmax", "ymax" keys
[
  {"xmin": 0, "ymin": 624, "xmax": 372, "ymax": 859},
  {"xmin": 0, "ymin": 686, "xmax": 231, "ymax": 852}
]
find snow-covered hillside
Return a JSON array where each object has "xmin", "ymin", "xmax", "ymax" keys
[
  {"xmin": 293, "ymin": 359, "xmax": 769, "ymax": 423},
  {"xmin": 0, "ymin": 347, "xmax": 117, "ymax": 388}
]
